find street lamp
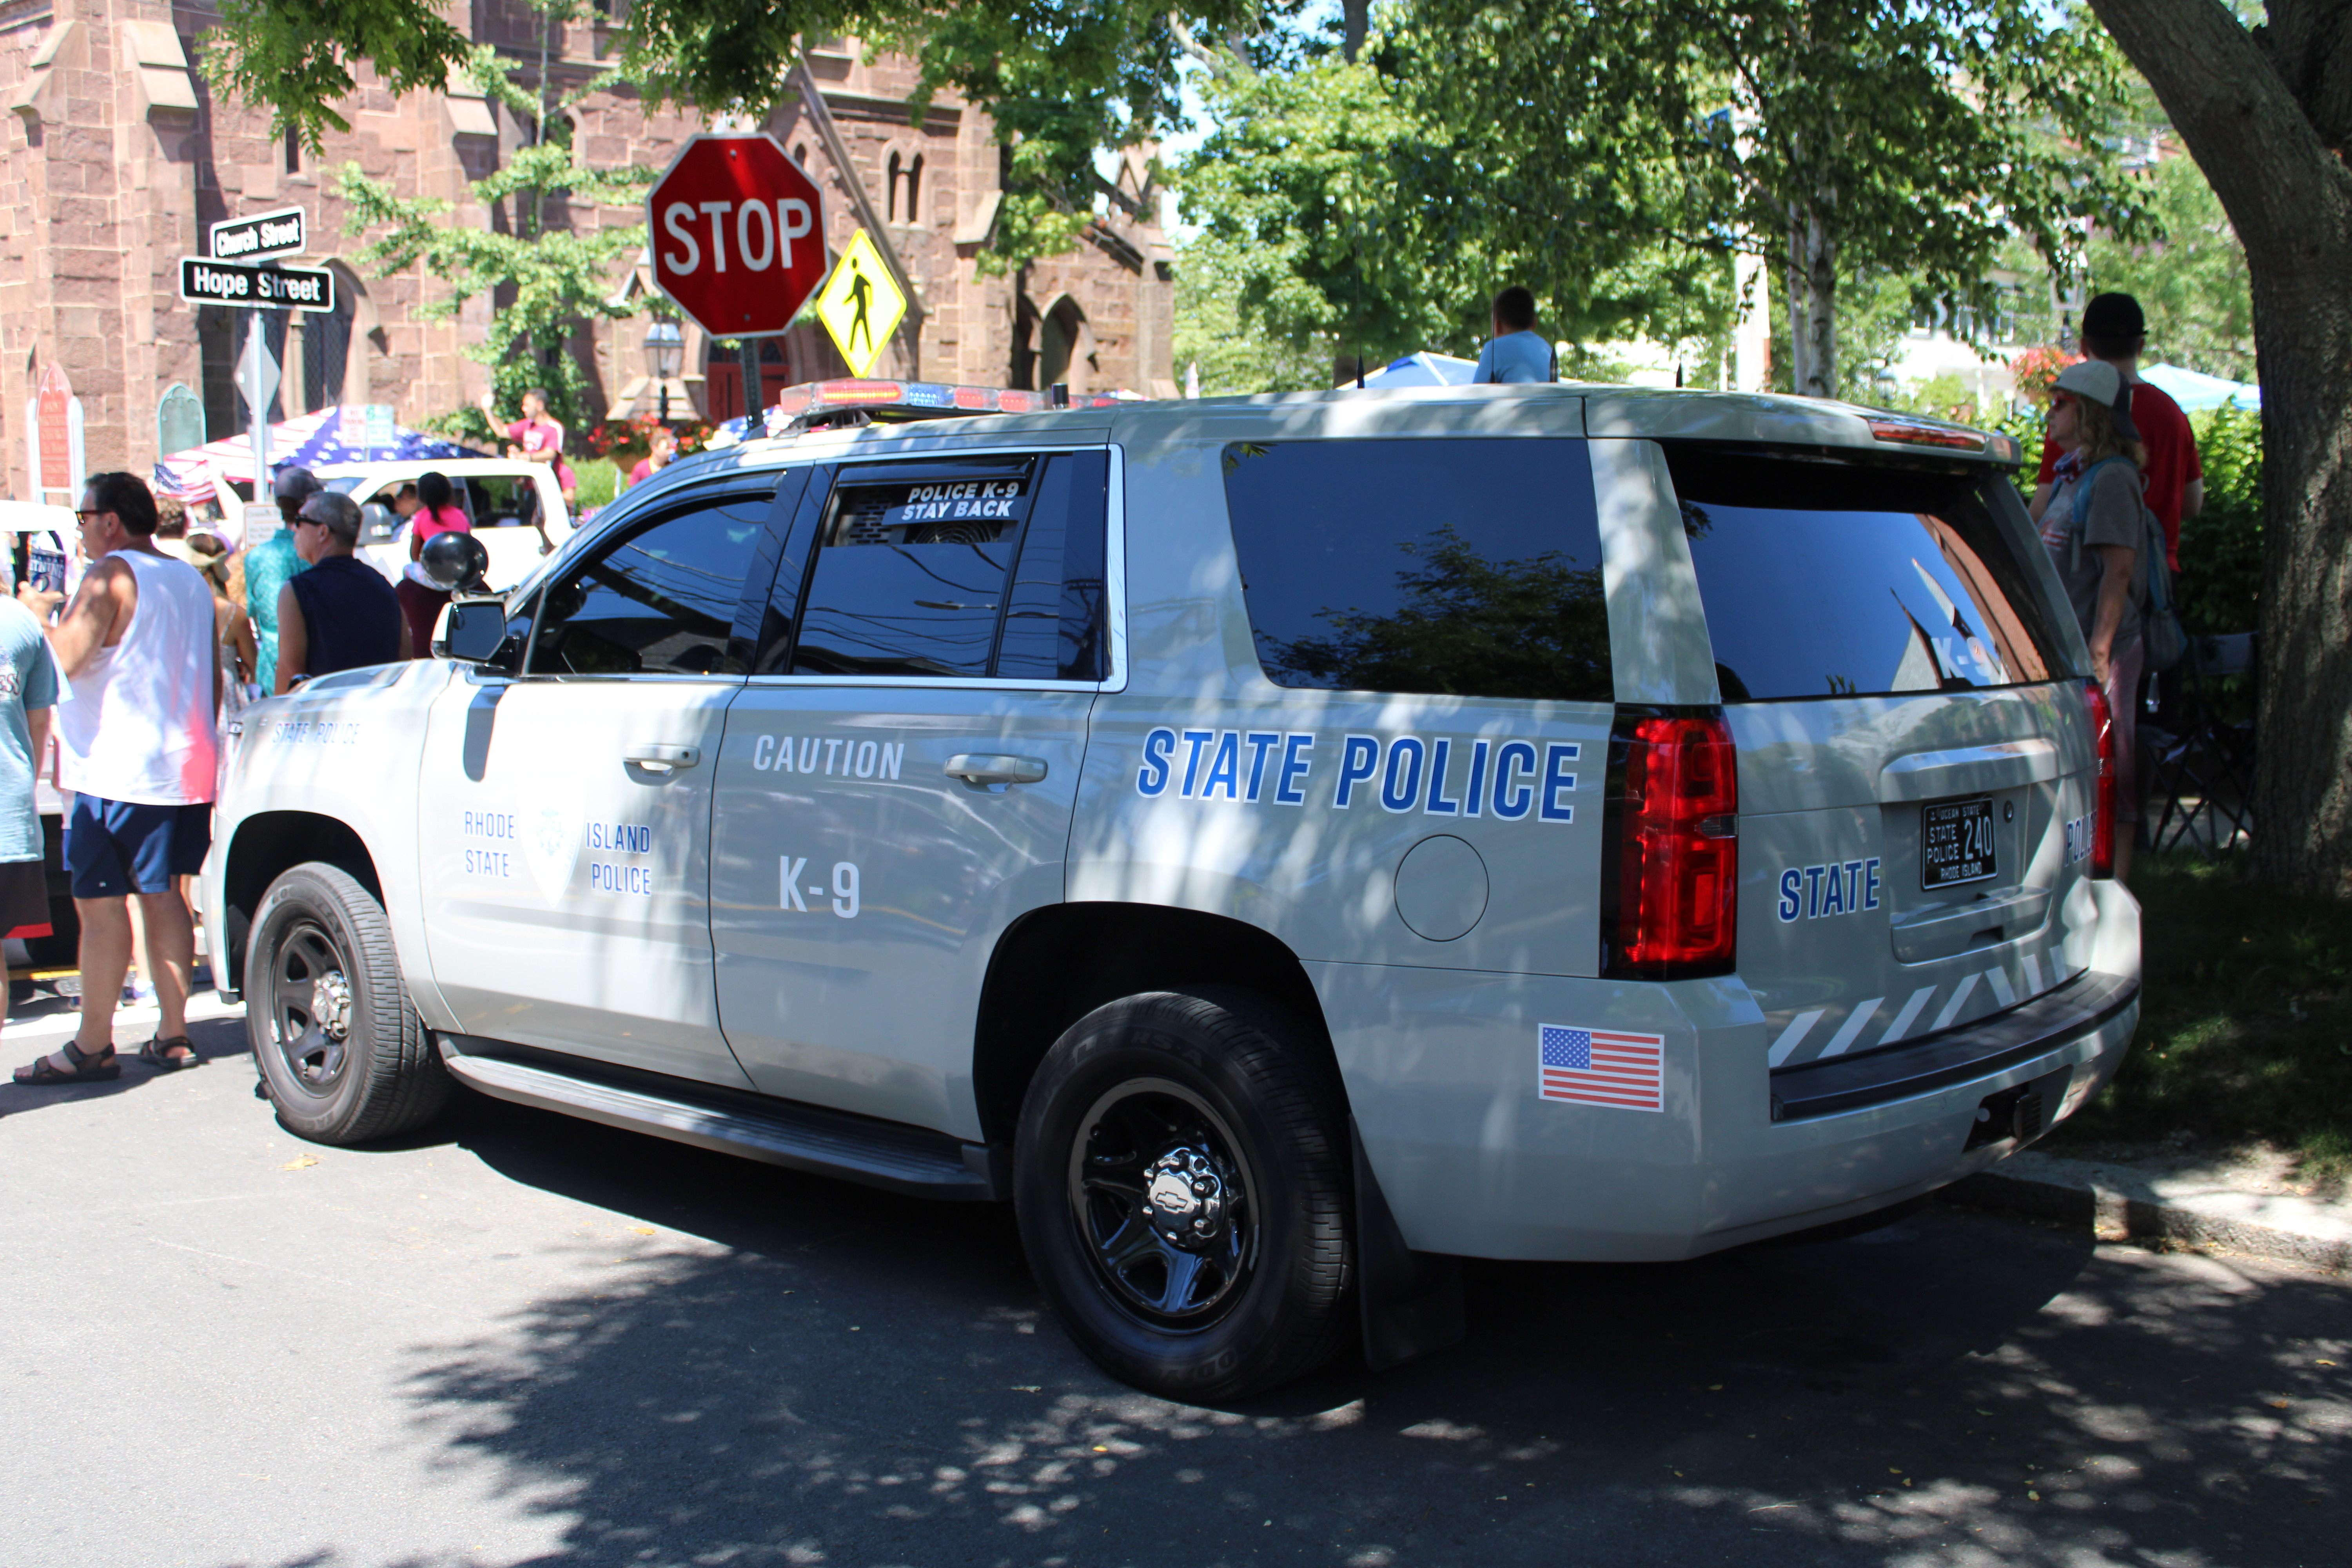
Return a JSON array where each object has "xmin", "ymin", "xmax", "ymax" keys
[{"xmin": 643, "ymin": 321, "xmax": 683, "ymax": 424}]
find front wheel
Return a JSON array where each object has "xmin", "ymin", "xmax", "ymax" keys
[
  {"xmin": 1013, "ymin": 989, "xmax": 1352, "ymax": 1400},
  {"xmin": 247, "ymin": 861, "xmax": 448, "ymax": 1144}
]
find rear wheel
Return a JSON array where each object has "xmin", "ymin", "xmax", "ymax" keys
[
  {"xmin": 247, "ymin": 862, "xmax": 447, "ymax": 1144},
  {"xmin": 1014, "ymin": 989, "xmax": 1351, "ymax": 1400}
]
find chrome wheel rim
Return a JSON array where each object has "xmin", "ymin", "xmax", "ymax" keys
[
  {"xmin": 266, "ymin": 918, "xmax": 353, "ymax": 1091},
  {"xmin": 1067, "ymin": 1077, "xmax": 1259, "ymax": 1330}
]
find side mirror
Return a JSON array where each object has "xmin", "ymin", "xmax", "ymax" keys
[{"xmin": 441, "ymin": 596, "xmax": 514, "ymax": 664}]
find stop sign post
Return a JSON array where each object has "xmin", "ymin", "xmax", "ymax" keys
[{"xmin": 647, "ymin": 134, "xmax": 827, "ymax": 419}]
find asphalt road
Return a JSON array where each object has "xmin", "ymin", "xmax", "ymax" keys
[{"xmin": 2, "ymin": 1009, "xmax": 2345, "ymax": 1568}]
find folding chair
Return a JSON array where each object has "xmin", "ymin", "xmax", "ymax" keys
[{"xmin": 2145, "ymin": 631, "xmax": 2256, "ymax": 856}]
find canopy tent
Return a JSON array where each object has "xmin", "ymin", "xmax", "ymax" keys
[
  {"xmin": 2138, "ymin": 362, "xmax": 2260, "ymax": 413},
  {"xmin": 1358, "ymin": 352, "xmax": 1479, "ymax": 388},
  {"xmin": 154, "ymin": 407, "xmax": 475, "ymax": 506}
]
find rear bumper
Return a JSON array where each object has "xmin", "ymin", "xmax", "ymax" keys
[{"xmin": 1318, "ymin": 885, "xmax": 2141, "ymax": 1261}]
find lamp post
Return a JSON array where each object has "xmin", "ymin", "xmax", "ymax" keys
[{"xmin": 644, "ymin": 321, "xmax": 683, "ymax": 424}]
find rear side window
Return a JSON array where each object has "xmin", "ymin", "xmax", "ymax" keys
[
  {"xmin": 1666, "ymin": 450, "xmax": 2060, "ymax": 702},
  {"xmin": 1223, "ymin": 439, "xmax": 1611, "ymax": 702},
  {"xmin": 784, "ymin": 453, "xmax": 1108, "ymax": 681}
]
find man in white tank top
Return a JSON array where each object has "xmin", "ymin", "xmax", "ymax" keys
[{"xmin": 10, "ymin": 472, "xmax": 218, "ymax": 1083}]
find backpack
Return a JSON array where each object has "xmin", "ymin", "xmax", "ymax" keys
[{"xmin": 2070, "ymin": 454, "xmax": 2185, "ymax": 674}]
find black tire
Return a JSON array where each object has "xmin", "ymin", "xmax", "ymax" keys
[
  {"xmin": 246, "ymin": 861, "xmax": 448, "ymax": 1144},
  {"xmin": 1013, "ymin": 988, "xmax": 1352, "ymax": 1401}
]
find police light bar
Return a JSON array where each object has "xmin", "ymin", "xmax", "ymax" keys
[{"xmin": 765, "ymin": 378, "xmax": 1139, "ymax": 427}]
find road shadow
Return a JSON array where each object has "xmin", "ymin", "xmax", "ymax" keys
[
  {"xmin": 0, "ymin": 1011, "xmax": 251, "ymax": 1119},
  {"xmin": 281, "ymin": 1096, "xmax": 2352, "ymax": 1568}
]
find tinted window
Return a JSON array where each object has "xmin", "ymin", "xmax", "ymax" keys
[
  {"xmin": 526, "ymin": 492, "xmax": 768, "ymax": 677},
  {"xmin": 1666, "ymin": 451, "xmax": 2059, "ymax": 702},
  {"xmin": 784, "ymin": 454, "xmax": 1107, "ymax": 680},
  {"xmin": 1223, "ymin": 439, "xmax": 1612, "ymax": 702},
  {"xmin": 994, "ymin": 451, "xmax": 1109, "ymax": 682}
]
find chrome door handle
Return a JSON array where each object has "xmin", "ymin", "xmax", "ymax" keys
[
  {"xmin": 945, "ymin": 753, "xmax": 1048, "ymax": 786},
  {"xmin": 625, "ymin": 744, "xmax": 701, "ymax": 773}
]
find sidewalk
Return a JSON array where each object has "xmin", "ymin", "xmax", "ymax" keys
[{"xmin": 1947, "ymin": 1144, "xmax": 2352, "ymax": 1274}]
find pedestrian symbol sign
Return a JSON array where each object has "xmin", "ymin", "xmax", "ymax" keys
[{"xmin": 813, "ymin": 230, "xmax": 905, "ymax": 377}]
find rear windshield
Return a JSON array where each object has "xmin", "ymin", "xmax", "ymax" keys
[
  {"xmin": 1222, "ymin": 438, "xmax": 1611, "ymax": 703},
  {"xmin": 1664, "ymin": 449, "xmax": 2060, "ymax": 702}
]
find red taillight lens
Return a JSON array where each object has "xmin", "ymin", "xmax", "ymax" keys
[
  {"xmin": 2084, "ymin": 679, "xmax": 2115, "ymax": 878},
  {"xmin": 1602, "ymin": 710, "xmax": 1739, "ymax": 978}
]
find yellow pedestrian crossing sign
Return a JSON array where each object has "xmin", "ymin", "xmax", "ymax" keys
[{"xmin": 813, "ymin": 230, "xmax": 905, "ymax": 377}]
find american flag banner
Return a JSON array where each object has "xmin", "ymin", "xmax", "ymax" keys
[{"xmin": 1538, "ymin": 1024, "xmax": 1666, "ymax": 1112}]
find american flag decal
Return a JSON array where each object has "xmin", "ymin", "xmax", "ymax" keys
[{"xmin": 1538, "ymin": 1024, "xmax": 1665, "ymax": 1112}]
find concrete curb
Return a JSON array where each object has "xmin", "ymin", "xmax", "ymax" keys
[{"xmin": 1945, "ymin": 1149, "xmax": 2351, "ymax": 1274}]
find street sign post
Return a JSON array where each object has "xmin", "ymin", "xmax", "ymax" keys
[
  {"xmin": 179, "ymin": 256, "xmax": 336, "ymax": 312},
  {"xmin": 25, "ymin": 360, "xmax": 83, "ymax": 503},
  {"xmin": 208, "ymin": 205, "xmax": 306, "ymax": 262},
  {"xmin": 813, "ymin": 230, "xmax": 907, "ymax": 378},
  {"xmin": 237, "ymin": 332, "xmax": 280, "ymax": 497},
  {"xmin": 646, "ymin": 134, "xmax": 826, "ymax": 339},
  {"xmin": 157, "ymin": 383, "xmax": 205, "ymax": 459}
]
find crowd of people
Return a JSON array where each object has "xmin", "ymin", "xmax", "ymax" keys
[{"xmin": 0, "ymin": 460, "xmax": 470, "ymax": 1085}]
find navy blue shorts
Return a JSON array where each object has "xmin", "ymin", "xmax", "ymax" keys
[{"xmin": 64, "ymin": 795, "xmax": 212, "ymax": 899}]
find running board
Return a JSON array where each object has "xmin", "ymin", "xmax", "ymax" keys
[{"xmin": 437, "ymin": 1038, "xmax": 1002, "ymax": 1201}]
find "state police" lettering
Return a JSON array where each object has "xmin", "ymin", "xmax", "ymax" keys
[{"xmin": 1136, "ymin": 729, "xmax": 1576, "ymax": 822}]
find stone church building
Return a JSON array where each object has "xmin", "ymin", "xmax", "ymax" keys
[{"xmin": 0, "ymin": 0, "xmax": 1177, "ymax": 494}]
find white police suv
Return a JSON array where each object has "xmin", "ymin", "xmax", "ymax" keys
[{"xmin": 206, "ymin": 383, "xmax": 2140, "ymax": 1399}]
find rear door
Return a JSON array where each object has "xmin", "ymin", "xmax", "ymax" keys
[{"xmin": 1663, "ymin": 448, "xmax": 2098, "ymax": 1072}]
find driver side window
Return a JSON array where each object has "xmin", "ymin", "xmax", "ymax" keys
[{"xmin": 525, "ymin": 491, "xmax": 769, "ymax": 677}]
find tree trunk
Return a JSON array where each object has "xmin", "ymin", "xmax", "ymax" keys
[
  {"xmin": 2089, "ymin": 0, "xmax": 2352, "ymax": 898},
  {"xmin": 1342, "ymin": 0, "xmax": 1370, "ymax": 62},
  {"xmin": 1785, "ymin": 200, "xmax": 1837, "ymax": 399}
]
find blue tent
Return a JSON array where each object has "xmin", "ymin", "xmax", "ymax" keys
[{"xmin": 2138, "ymin": 362, "xmax": 2260, "ymax": 413}]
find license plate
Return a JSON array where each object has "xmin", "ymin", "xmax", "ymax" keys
[{"xmin": 1922, "ymin": 799, "xmax": 1997, "ymax": 888}]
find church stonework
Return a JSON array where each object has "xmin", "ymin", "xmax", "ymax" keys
[{"xmin": 0, "ymin": 0, "xmax": 1176, "ymax": 494}]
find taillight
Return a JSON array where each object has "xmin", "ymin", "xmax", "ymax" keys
[
  {"xmin": 2084, "ymin": 680, "xmax": 2115, "ymax": 878},
  {"xmin": 1601, "ymin": 709, "xmax": 1739, "ymax": 979}
]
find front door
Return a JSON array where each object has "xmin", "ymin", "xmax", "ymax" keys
[
  {"xmin": 708, "ymin": 448, "xmax": 1114, "ymax": 1135},
  {"xmin": 419, "ymin": 478, "xmax": 790, "ymax": 1086}
]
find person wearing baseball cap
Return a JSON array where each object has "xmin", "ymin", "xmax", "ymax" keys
[
  {"xmin": 245, "ymin": 466, "xmax": 319, "ymax": 693},
  {"xmin": 2027, "ymin": 292, "xmax": 2204, "ymax": 570},
  {"xmin": 275, "ymin": 491, "xmax": 408, "ymax": 692},
  {"xmin": 2040, "ymin": 356, "xmax": 2152, "ymax": 882}
]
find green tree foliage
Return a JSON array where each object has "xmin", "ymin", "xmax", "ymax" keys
[
  {"xmin": 203, "ymin": 0, "xmax": 1252, "ymax": 278},
  {"xmin": 2176, "ymin": 406, "xmax": 2263, "ymax": 634},
  {"xmin": 1402, "ymin": 0, "xmax": 2145, "ymax": 398},
  {"xmin": 336, "ymin": 39, "xmax": 651, "ymax": 432},
  {"xmin": 1177, "ymin": 31, "xmax": 1739, "ymax": 381},
  {"xmin": 2087, "ymin": 152, "xmax": 2256, "ymax": 382},
  {"xmin": 1173, "ymin": 238, "xmax": 1336, "ymax": 395}
]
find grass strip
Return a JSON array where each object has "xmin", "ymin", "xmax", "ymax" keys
[{"xmin": 2043, "ymin": 851, "xmax": 2352, "ymax": 1181}]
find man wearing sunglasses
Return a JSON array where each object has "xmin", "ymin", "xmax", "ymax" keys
[
  {"xmin": 11, "ymin": 472, "xmax": 218, "ymax": 1082},
  {"xmin": 273, "ymin": 491, "xmax": 408, "ymax": 694}
]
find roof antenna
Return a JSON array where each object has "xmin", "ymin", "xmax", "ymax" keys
[{"xmin": 1356, "ymin": 353, "xmax": 1365, "ymax": 390}]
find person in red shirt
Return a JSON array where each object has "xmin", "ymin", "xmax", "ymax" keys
[
  {"xmin": 478, "ymin": 386, "xmax": 578, "ymax": 512},
  {"xmin": 624, "ymin": 426, "xmax": 678, "ymax": 491},
  {"xmin": 2027, "ymin": 292, "xmax": 2205, "ymax": 572}
]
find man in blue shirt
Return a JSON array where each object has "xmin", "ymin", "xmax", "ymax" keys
[{"xmin": 1473, "ymin": 286, "xmax": 1552, "ymax": 384}]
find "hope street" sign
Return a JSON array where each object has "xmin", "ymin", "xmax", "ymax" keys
[{"xmin": 178, "ymin": 256, "xmax": 337, "ymax": 312}]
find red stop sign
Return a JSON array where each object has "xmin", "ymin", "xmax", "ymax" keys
[{"xmin": 646, "ymin": 133, "xmax": 827, "ymax": 338}]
